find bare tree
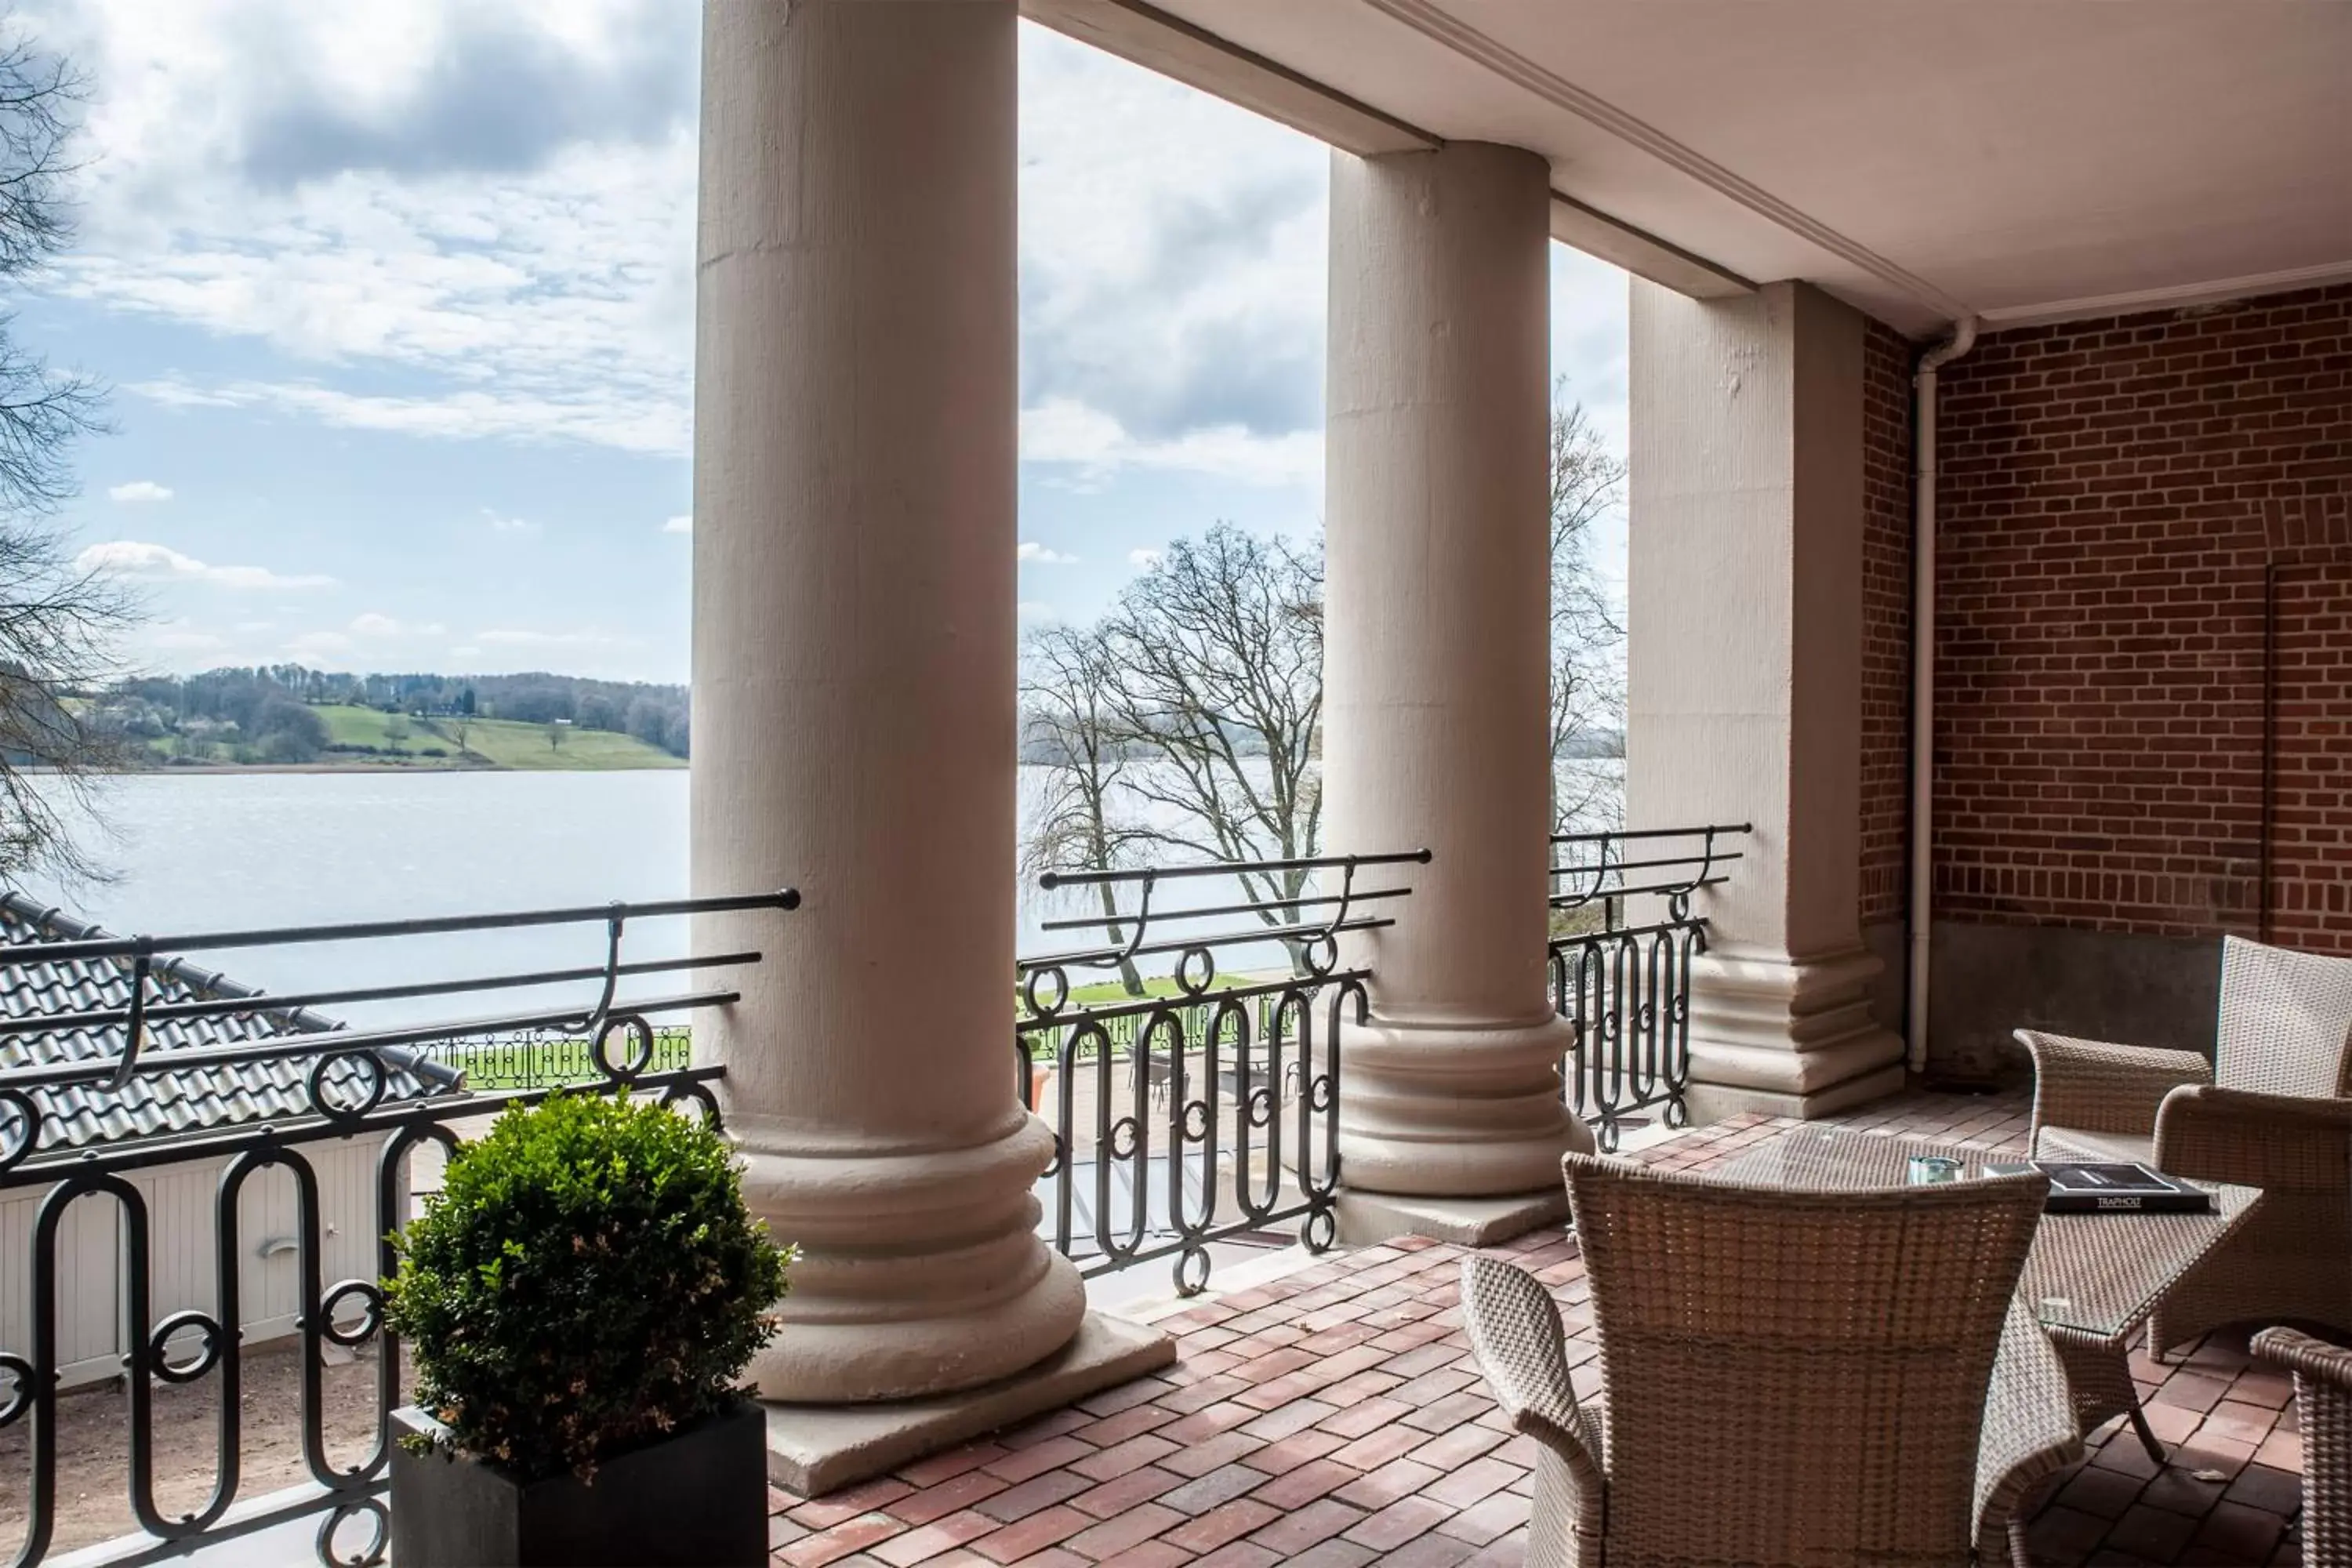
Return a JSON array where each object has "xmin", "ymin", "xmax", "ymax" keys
[
  {"xmin": 1018, "ymin": 621, "xmax": 1151, "ymax": 996},
  {"xmin": 2, "ymin": 534, "xmax": 132, "ymax": 882},
  {"xmin": 1098, "ymin": 525, "xmax": 1323, "ymax": 961},
  {"xmin": 0, "ymin": 22, "xmax": 129, "ymax": 888},
  {"xmin": 1025, "ymin": 397, "xmax": 1621, "ymax": 974},
  {"xmin": 1547, "ymin": 389, "xmax": 1627, "ymax": 836}
]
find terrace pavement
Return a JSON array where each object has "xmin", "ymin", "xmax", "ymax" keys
[{"xmin": 768, "ymin": 1088, "xmax": 2318, "ymax": 1567}]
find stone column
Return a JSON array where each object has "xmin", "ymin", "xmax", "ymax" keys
[
  {"xmin": 690, "ymin": 0, "xmax": 1084, "ymax": 1403},
  {"xmin": 1324, "ymin": 143, "xmax": 1592, "ymax": 1210},
  {"xmin": 1627, "ymin": 279, "xmax": 1906, "ymax": 1120}
]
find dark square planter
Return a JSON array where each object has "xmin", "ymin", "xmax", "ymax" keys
[{"xmin": 390, "ymin": 1399, "xmax": 768, "ymax": 1567}]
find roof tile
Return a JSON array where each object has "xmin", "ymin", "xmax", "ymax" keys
[{"xmin": 0, "ymin": 893, "xmax": 458, "ymax": 1154}]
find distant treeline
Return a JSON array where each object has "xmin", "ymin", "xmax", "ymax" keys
[{"xmin": 103, "ymin": 667, "xmax": 692, "ymax": 758}]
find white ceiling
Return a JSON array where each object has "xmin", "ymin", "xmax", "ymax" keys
[{"xmin": 1076, "ymin": 0, "xmax": 2352, "ymax": 336}]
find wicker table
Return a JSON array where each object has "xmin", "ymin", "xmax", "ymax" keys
[{"xmin": 1715, "ymin": 1128, "xmax": 2266, "ymax": 1462}]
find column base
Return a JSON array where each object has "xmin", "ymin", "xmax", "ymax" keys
[
  {"xmin": 739, "ymin": 1112, "xmax": 1088, "ymax": 1403},
  {"xmin": 764, "ymin": 1311, "xmax": 1176, "ymax": 1497},
  {"xmin": 1685, "ymin": 1064, "xmax": 1908, "ymax": 1124},
  {"xmin": 1337, "ymin": 1013, "xmax": 1593, "ymax": 1197},
  {"xmin": 1335, "ymin": 1185, "xmax": 1570, "ymax": 1247},
  {"xmin": 1682, "ymin": 946, "xmax": 1907, "ymax": 1123}
]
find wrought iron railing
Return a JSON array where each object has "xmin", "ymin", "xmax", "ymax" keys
[
  {"xmin": 0, "ymin": 889, "xmax": 796, "ymax": 1568},
  {"xmin": 1551, "ymin": 824, "xmax": 1746, "ymax": 1151},
  {"xmin": 1016, "ymin": 850, "xmax": 1426, "ymax": 1297}
]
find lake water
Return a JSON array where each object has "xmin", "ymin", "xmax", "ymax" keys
[
  {"xmin": 22, "ymin": 771, "xmax": 698, "ymax": 1029},
  {"xmin": 17, "ymin": 770, "xmax": 1290, "ymax": 1029}
]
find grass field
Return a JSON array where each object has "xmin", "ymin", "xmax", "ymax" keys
[
  {"xmin": 1021, "ymin": 973, "xmax": 1262, "ymax": 1011},
  {"xmin": 434, "ymin": 713, "xmax": 685, "ymax": 770},
  {"xmin": 314, "ymin": 705, "xmax": 450, "ymax": 757},
  {"xmin": 443, "ymin": 1030, "xmax": 693, "ymax": 1089},
  {"xmin": 1018, "ymin": 972, "xmax": 1295, "ymax": 1061},
  {"xmin": 154, "ymin": 706, "xmax": 685, "ymax": 771}
]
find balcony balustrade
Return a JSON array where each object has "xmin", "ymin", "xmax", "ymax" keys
[
  {"xmin": 0, "ymin": 835, "xmax": 2327, "ymax": 1564},
  {"xmin": 0, "ymin": 890, "xmax": 793, "ymax": 1567},
  {"xmin": 1014, "ymin": 850, "xmax": 1426, "ymax": 1298},
  {"xmin": 1550, "ymin": 823, "xmax": 1748, "ymax": 1150},
  {"xmin": 0, "ymin": 819, "xmax": 1870, "ymax": 1568}
]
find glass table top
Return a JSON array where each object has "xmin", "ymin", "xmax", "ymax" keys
[{"xmin": 1710, "ymin": 1129, "xmax": 2264, "ymax": 1343}]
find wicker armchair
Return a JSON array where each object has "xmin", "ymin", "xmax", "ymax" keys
[
  {"xmin": 1460, "ymin": 1155, "xmax": 2081, "ymax": 1567},
  {"xmin": 2252, "ymin": 1327, "xmax": 2350, "ymax": 1568},
  {"xmin": 2019, "ymin": 936, "xmax": 2352, "ymax": 1354}
]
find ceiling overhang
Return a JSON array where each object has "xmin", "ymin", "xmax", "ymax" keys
[{"xmin": 1025, "ymin": 0, "xmax": 2352, "ymax": 338}]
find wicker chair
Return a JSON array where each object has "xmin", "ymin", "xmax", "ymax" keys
[
  {"xmin": 2252, "ymin": 1327, "xmax": 2350, "ymax": 1568},
  {"xmin": 2019, "ymin": 935, "xmax": 2352, "ymax": 1355},
  {"xmin": 1460, "ymin": 1155, "xmax": 2081, "ymax": 1567}
]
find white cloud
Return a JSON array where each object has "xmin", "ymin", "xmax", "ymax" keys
[
  {"xmin": 1019, "ymin": 398, "xmax": 1321, "ymax": 488},
  {"xmin": 481, "ymin": 507, "xmax": 539, "ymax": 535},
  {"xmin": 32, "ymin": 0, "xmax": 1625, "ymax": 521},
  {"xmin": 350, "ymin": 611, "xmax": 447, "ymax": 637},
  {"xmin": 148, "ymin": 619, "xmax": 227, "ymax": 651},
  {"xmin": 1018, "ymin": 29, "xmax": 1327, "ymax": 453},
  {"xmin": 1128, "ymin": 547, "xmax": 1163, "ymax": 569},
  {"xmin": 1017, "ymin": 540, "xmax": 1076, "ymax": 564},
  {"xmin": 661, "ymin": 514, "xmax": 691, "ymax": 535},
  {"xmin": 107, "ymin": 480, "xmax": 175, "ymax": 503},
  {"xmin": 35, "ymin": 0, "xmax": 699, "ymax": 456},
  {"xmin": 475, "ymin": 626, "xmax": 623, "ymax": 647},
  {"xmin": 75, "ymin": 539, "xmax": 336, "ymax": 590},
  {"xmin": 1548, "ymin": 245, "xmax": 1632, "ymax": 467},
  {"xmin": 32, "ymin": 3, "xmax": 1350, "ymax": 485},
  {"xmin": 285, "ymin": 630, "xmax": 355, "ymax": 659},
  {"xmin": 1017, "ymin": 601, "xmax": 1057, "ymax": 622},
  {"xmin": 131, "ymin": 376, "xmax": 689, "ymax": 456}
]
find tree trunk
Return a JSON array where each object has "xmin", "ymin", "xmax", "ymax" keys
[{"xmin": 1098, "ymin": 881, "xmax": 1146, "ymax": 996}]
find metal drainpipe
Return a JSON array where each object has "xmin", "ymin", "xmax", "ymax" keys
[{"xmin": 1908, "ymin": 316, "xmax": 1980, "ymax": 1076}]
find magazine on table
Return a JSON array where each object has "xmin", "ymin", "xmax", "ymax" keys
[{"xmin": 1980, "ymin": 1160, "xmax": 2215, "ymax": 1214}]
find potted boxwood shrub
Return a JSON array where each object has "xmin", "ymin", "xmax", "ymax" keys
[{"xmin": 384, "ymin": 1091, "xmax": 789, "ymax": 1567}]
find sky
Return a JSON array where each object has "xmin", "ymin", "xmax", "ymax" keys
[{"xmin": 20, "ymin": 0, "xmax": 1629, "ymax": 686}]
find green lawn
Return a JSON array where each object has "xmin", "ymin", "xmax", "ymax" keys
[
  {"xmin": 444, "ymin": 1031, "xmax": 693, "ymax": 1090},
  {"xmin": 445, "ymin": 715, "xmax": 685, "ymax": 771},
  {"xmin": 1018, "ymin": 972, "xmax": 1295, "ymax": 1061},
  {"xmin": 316, "ymin": 705, "xmax": 452, "ymax": 757},
  {"xmin": 155, "ymin": 706, "xmax": 686, "ymax": 771},
  {"xmin": 1025, "ymin": 972, "xmax": 1264, "ymax": 1010}
]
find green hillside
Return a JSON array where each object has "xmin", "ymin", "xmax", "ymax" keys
[
  {"xmin": 448, "ymin": 715, "xmax": 684, "ymax": 770},
  {"xmin": 314, "ymin": 705, "xmax": 452, "ymax": 756},
  {"xmin": 150, "ymin": 706, "xmax": 684, "ymax": 771}
]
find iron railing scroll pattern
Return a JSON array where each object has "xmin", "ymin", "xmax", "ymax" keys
[
  {"xmin": 1015, "ymin": 851, "xmax": 1428, "ymax": 1299},
  {"xmin": 1550, "ymin": 824, "xmax": 1748, "ymax": 1152},
  {"xmin": 0, "ymin": 888, "xmax": 798, "ymax": 1568}
]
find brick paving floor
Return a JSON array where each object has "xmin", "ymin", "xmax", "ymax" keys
[{"xmin": 769, "ymin": 1089, "xmax": 2323, "ymax": 1566}]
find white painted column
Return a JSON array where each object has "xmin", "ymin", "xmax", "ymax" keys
[
  {"xmin": 691, "ymin": 0, "xmax": 1083, "ymax": 1403},
  {"xmin": 1628, "ymin": 279, "xmax": 1905, "ymax": 1120},
  {"xmin": 1325, "ymin": 143, "xmax": 1592, "ymax": 1200}
]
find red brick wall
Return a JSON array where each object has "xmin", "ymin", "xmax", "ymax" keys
[
  {"xmin": 2270, "ymin": 554, "xmax": 2352, "ymax": 954},
  {"xmin": 1859, "ymin": 320, "xmax": 1915, "ymax": 927},
  {"xmin": 1932, "ymin": 284, "xmax": 2352, "ymax": 941}
]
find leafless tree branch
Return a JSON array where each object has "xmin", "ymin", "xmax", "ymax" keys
[
  {"xmin": 0, "ymin": 13, "xmax": 127, "ymax": 888},
  {"xmin": 1548, "ymin": 387, "xmax": 1627, "ymax": 836},
  {"xmin": 1097, "ymin": 526, "xmax": 1323, "ymax": 968},
  {"xmin": 1019, "ymin": 620, "xmax": 1156, "ymax": 994},
  {"xmin": 1014, "ymin": 393, "xmax": 1626, "ymax": 981}
]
